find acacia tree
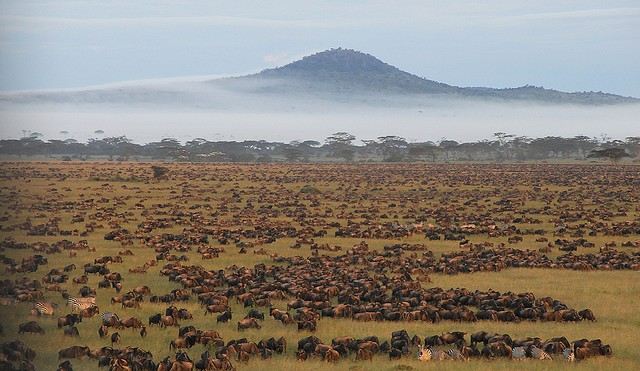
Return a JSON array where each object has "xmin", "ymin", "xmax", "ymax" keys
[
  {"xmin": 325, "ymin": 132, "xmax": 356, "ymax": 162},
  {"xmin": 587, "ymin": 148, "xmax": 631, "ymax": 164}
]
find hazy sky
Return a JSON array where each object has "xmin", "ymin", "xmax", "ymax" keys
[{"xmin": 1, "ymin": 0, "xmax": 639, "ymax": 97}]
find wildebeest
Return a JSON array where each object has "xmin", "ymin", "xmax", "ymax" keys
[
  {"xmin": 18, "ymin": 321, "xmax": 44, "ymax": 335},
  {"xmin": 58, "ymin": 346, "xmax": 90, "ymax": 359},
  {"xmin": 356, "ymin": 348, "xmax": 374, "ymax": 361},
  {"xmin": 56, "ymin": 360, "xmax": 73, "ymax": 371},
  {"xmin": 237, "ymin": 318, "xmax": 262, "ymax": 331},
  {"xmin": 217, "ymin": 311, "xmax": 232, "ymax": 323},
  {"xmin": 58, "ymin": 313, "xmax": 82, "ymax": 328},
  {"xmin": 111, "ymin": 332, "xmax": 121, "ymax": 346},
  {"xmin": 63, "ymin": 326, "xmax": 80, "ymax": 337},
  {"xmin": 98, "ymin": 325, "xmax": 108, "ymax": 338},
  {"xmin": 148, "ymin": 313, "xmax": 162, "ymax": 326},
  {"xmin": 579, "ymin": 309, "xmax": 597, "ymax": 321},
  {"xmin": 245, "ymin": 309, "xmax": 265, "ymax": 321}
]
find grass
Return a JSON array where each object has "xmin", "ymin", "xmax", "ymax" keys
[{"xmin": 0, "ymin": 161, "xmax": 638, "ymax": 370}]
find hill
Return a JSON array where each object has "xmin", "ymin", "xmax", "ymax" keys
[{"xmin": 1, "ymin": 48, "xmax": 638, "ymax": 106}]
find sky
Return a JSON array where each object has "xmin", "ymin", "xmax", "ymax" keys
[
  {"xmin": 0, "ymin": 1, "xmax": 638, "ymax": 144},
  {"xmin": 1, "ymin": 0, "xmax": 639, "ymax": 96}
]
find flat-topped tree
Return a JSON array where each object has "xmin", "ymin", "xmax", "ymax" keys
[{"xmin": 587, "ymin": 148, "xmax": 631, "ymax": 164}]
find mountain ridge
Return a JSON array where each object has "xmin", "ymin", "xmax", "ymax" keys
[
  {"xmin": 229, "ymin": 48, "xmax": 636, "ymax": 104},
  {"xmin": 1, "ymin": 48, "xmax": 638, "ymax": 106}
]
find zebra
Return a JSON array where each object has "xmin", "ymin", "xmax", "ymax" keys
[
  {"xmin": 35, "ymin": 301, "xmax": 56, "ymax": 316},
  {"xmin": 67, "ymin": 297, "xmax": 96, "ymax": 312},
  {"xmin": 417, "ymin": 345, "xmax": 432, "ymax": 361},
  {"xmin": 530, "ymin": 346, "xmax": 553, "ymax": 360},
  {"xmin": 512, "ymin": 346, "xmax": 527, "ymax": 360},
  {"xmin": 102, "ymin": 312, "xmax": 119, "ymax": 322},
  {"xmin": 445, "ymin": 348, "xmax": 466, "ymax": 361},
  {"xmin": 562, "ymin": 347, "xmax": 575, "ymax": 362},
  {"xmin": 430, "ymin": 348, "xmax": 452, "ymax": 361}
]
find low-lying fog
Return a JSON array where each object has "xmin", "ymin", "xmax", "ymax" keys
[{"xmin": 1, "ymin": 79, "xmax": 638, "ymax": 143}]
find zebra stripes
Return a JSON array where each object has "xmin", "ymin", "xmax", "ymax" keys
[
  {"xmin": 562, "ymin": 347, "xmax": 575, "ymax": 362},
  {"xmin": 35, "ymin": 301, "xmax": 55, "ymax": 316},
  {"xmin": 417, "ymin": 346, "xmax": 453, "ymax": 361},
  {"xmin": 67, "ymin": 297, "xmax": 96, "ymax": 312},
  {"xmin": 102, "ymin": 312, "xmax": 119, "ymax": 322},
  {"xmin": 512, "ymin": 346, "xmax": 527, "ymax": 359},
  {"xmin": 531, "ymin": 346, "xmax": 553, "ymax": 360}
]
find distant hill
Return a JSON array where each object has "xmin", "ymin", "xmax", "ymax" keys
[
  {"xmin": 2, "ymin": 47, "xmax": 638, "ymax": 106},
  {"xmin": 224, "ymin": 48, "xmax": 637, "ymax": 104}
]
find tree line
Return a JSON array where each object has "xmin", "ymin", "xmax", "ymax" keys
[{"xmin": 0, "ymin": 132, "xmax": 637, "ymax": 163}]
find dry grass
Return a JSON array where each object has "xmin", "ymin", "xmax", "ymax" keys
[{"xmin": 0, "ymin": 161, "xmax": 638, "ymax": 370}]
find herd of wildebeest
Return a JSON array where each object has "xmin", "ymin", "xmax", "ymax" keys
[{"xmin": 0, "ymin": 162, "xmax": 638, "ymax": 370}]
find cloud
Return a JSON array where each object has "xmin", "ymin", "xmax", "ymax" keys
[{"xmin": 263, "ymin": 53, "xmax": 289, "ymax": 63}]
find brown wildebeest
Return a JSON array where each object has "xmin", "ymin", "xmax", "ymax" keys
[
  {"xmin": 356, "ymin": 348, "xmax": 374, "ymax": 361},
  {"xmin": 58, "ymin": 346, "xmax": 90, "ymax": 359},
  {"xmin": 579, "ymin": 309, "xmax": 596, "ymax": 321},
  {"xmin": 324, "ymin": 349, "xmax": 340, "ymax": 363},
  {"xmin": 237, "ymin": 318, "xmax": 261, "ymax": 331},
  {"xmin": 160, "ymin": 315, "xmax": 179, "ymax": 327}
]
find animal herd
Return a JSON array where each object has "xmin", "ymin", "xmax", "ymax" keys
[{"xmin": 0, "ymin": 162, "xmax": 637, "ymax": 370}]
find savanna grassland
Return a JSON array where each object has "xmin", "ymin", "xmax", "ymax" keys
[{"xmin": 0, "ymin": 161, "xmax": 638, "ymax": 371}]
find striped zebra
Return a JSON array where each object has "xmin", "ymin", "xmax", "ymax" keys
[
  {"xmin": 562, "ymin": 347, "xmax": 575, "ymax": 362},
  {"xmin": 67, "ymin": 297, "xmax": 96, "ymax": 312},
  {"xmin": 530, "ymin": 346, "xmax": 553, "ymax": 360},
  {"xmin": 102, "ymin": 312, "xmax": 119, "ymax": 322},
  {"xmin": 445, "ymin": 348, "xmax": 466, "ymax": 361},
  {"xmin": 417, "ymin": 346, "xmax": 450, "ymax": 361},
  {"xmin": 512, "ymin": 346, "xmax": 527, "ymax": 360},
  {"xmin": 34, "ymin": 301, "xmax": 55, "ymax": 316}
]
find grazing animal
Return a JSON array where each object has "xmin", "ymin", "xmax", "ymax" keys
[
  {"xmin": 563, "ymin": 347, "xmax": 575, "ymax": 362},
  {"xmin": 63, "ymin": 326, "xmax": 80, "ymax": 337},
  {"xmin": 18, "ymin": 321, "xmax": 45, "ymax": 335},
  {"xmin": 98, "ymin": 325, "xmax": 108, "ymax": 338},
  {"xmin": 356, "ymin": 348, "xmax": 374, "ymax": 361},
  {"xmin": 67, "ymin": 297, "xmax": 96, "ymax": 313},
  {"xmin": 111, "ymin": 332, "xmax": 121, "ymax": 346},
  {"xmin": 34, "ymin": 301, "xmax": 56, "ymax": 316},
  {"xmin": 531, "ymin": 346, "xmax": 553, "ymax": 360},
  {"xmin": 58, "ymin": 346, "xmax": 90, "ymax": 359},
  {"xmin": 237, "ymin": 318, "xmax": 262, "ymax": 331},
  {"xmin": 56, "ymin": 360, "xmax": 73, "ymax": 371}
]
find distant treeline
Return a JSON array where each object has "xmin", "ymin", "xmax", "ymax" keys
[{"xmin": 1, "ymin": 132, "xmax": 638, "ymax": 163}]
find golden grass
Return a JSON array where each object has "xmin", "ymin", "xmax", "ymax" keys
[{"xmin": 0, "ymin": 161, "xmax": 638, "ymax": 370}]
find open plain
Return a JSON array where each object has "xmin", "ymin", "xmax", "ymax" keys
[{"xmin": 0, "ymin": 161, "xmax": 638, "ymax": 370}]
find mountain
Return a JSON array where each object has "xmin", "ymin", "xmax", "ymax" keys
[{"xmin": 1, "ymin": 48, "xmax": 638, "ymax": 106}]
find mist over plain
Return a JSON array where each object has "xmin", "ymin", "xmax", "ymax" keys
[{"xmin": 1, "ymin": 77, "xmax": 638, "ymax": 144}]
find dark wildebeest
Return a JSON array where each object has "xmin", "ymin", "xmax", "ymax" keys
[
  {"xmin": 58, "ymin": 346, "xmax": 90, "ymax": 359},
  {"xmin": 111, "ymin": 332, "xmax": 121, "ymax": 346},
  {"xmin": 58, "ymin": 314, "xmax": 82, "ymax": 328},
  {"xmin": 148, "ymin": 313, "xmax": 162, "ymax": 326},
  {"xmin": 56, "ymin": 360, "xmax": 73, "ymax": 371},
  {"xmin": 579, "ymin": 309, "xmax": 597, "ymax": 321},
  {"xmin": 18, "ymin": 321, "xmax": 44, "ymax": 335},
  {"xmin": 63, "ymin": 326, "xmax": 80, "ymax": 337},
  {"xmin": 245, "ymin": 309, "xmax": 265, "ymax": 321},
  {"xmin": 98, "ymin": 325, "xmax": 108, "ymax": 338},
  {"xmin": 217, "ymin": 311, "xmax": 232, "ymax": 323}
]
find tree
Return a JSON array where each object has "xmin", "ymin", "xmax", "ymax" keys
[
  {"xmin": 438, "ymin": 139, "xmax": 459, "ymax": 160},
  {"xmin": 377, "ymin": 135, "xmax": 407, "ymax": 161},
  {"xmin": 587, "ymin": 148, "xmax": 631, "ymax": 164},
  {"xmin": 283, "ymin": 146, "xmax": 303, "ymax": 162},
  {"xmin": 325, "ymin": 132, "xmax": 356, "ymax": 161}
]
